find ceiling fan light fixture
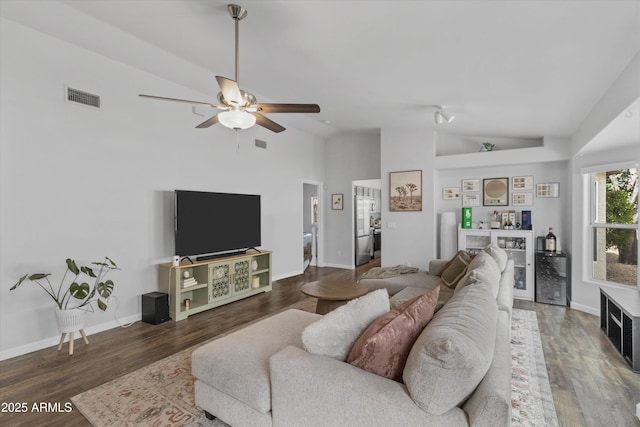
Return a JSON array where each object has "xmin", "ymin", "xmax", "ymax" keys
[{"xmin": 218, "ymin": 109, "xmax": 256, "ymax": 130}]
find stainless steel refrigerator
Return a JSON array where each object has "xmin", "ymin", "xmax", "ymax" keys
[{"xmin": 354, "ymin": 195, "xmax": 374, "ymax": 266}]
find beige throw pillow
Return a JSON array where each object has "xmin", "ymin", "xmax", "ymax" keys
[{"xmin": 439, "ymin": 251, "xmax": 472, "ymax": 288}]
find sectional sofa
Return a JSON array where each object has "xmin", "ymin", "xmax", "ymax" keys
[{"xmin": 192, "ymin": 244, "xmax": 514, "ymax": 426}]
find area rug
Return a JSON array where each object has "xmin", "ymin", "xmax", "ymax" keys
[
  {"xmin": 72, "ymin": 305, "xmax": 558, "ymax": 427},
  {"xmin": 511, "ymin": 309, "xmax": 559, "ymax": 427}
]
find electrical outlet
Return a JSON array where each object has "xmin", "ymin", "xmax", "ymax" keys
[{"xmin": 338, "ymin": 250, "xmax": 342, "ymax": 256}]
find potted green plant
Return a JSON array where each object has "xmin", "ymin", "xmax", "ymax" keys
[{"xmin": 10, "ymin": 257, "xmax": 119, "ymax": 333}]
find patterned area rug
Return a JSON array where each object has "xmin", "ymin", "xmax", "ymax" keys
[
  {"xmin": 511, "ymin": 309, "xmax": 559, "ymax": 427},
  {"xmin": 72, "ymin": 304, "xmax": 558, "ymax": 427}
]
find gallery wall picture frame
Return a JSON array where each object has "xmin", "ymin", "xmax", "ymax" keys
[
  {"xmin": 331, "ymin": 193, "xmax": 343, "ymax": 210},
  {"xmin": 536, "ymin": 182, "xmax": 560, "ymax": 198},
  {"xmin": 389, "ymin": 170, "xmax": 422, "ymax": 211},
  {"xmin": 442, "ymin": 187, "xmax": 460, "ymax": 200},
  {"xmin": 483, "ymin": 177, "xmax": 509, "ymax": 206},
  {"xmin": 462, "ymin": 193, "xmax": 480, "ymax": 207},
  {"xmin": 512, "ymin": 176, "xmax": 534, "ymax": 191},
  {"xmin": 462, "ymin": 179, "xmax": 480, "ymax": 192},
  {"xmin": 513, "ymin": 192, "xmax": 533, "ymax": 206}
]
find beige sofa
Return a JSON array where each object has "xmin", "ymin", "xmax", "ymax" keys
[{"xmin": 192, "ymin": 245, "xmax": 514, "ymax": 427}]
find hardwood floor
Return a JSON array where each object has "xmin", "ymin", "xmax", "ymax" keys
[{"xmin": 1, "ymin": 260, "xmax": 639, "ymax": 426}]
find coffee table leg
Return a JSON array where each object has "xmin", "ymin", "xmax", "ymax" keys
[{"xmin": 316, "ymin": 299, "xmax": 348, "ymax": 315}]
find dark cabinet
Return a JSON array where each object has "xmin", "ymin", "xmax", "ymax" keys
[{"xmin": 600, "ymin": 288, "xmax": 640, "ymax": 373}]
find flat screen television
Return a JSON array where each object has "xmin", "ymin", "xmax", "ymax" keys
[{"xmin": 175, "ymin": 190, "xmax": 261, "ymax": 259}]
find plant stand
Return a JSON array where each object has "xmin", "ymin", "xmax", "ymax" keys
[
  {"xmin": 55, "ymin": 307, "xmax": 89, "ymax": 355},
  {"xmin": 57, "ymin": 330, "xmax": 89, "ymax": 355}
]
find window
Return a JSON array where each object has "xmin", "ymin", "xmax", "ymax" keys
[{"xmin": 588, "ymin": 164, "xmax": 638, "ymax": 287}]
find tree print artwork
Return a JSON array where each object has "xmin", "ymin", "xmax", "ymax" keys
[{"xmin": 389, "ymin": 170, "xmax": 422, "ymax": 211}]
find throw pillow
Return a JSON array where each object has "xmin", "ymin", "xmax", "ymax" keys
[
  {"xmin": 390, "ymin": 299, "xmax": 408, "ymax": 310},
  {"xmin": 439, "ymin": 251, "xmax": 472, "ymax": 288},
  {"xmin": 403, "ymin": 283, "xmax": 498, "ymax": 415},
  {"xmin": 301, "ymin": 289, "xmax": 389, "ymax": 361},
  {"xmin": 347, "ymin": 287, "xmax": 440, "ymax": 382},
  {"xmin": 484, "ymin": 243, "xmax": 508, "ymax": 272}
]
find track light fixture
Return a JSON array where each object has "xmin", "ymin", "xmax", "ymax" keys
[{"xmin": 434, "ymin": 106, "xmax": 455, "ymax": 125}]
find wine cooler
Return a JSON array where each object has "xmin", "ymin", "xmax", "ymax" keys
[{"xmin": 535, "ymin": 251, "xmax": 568, "ymax": 306}]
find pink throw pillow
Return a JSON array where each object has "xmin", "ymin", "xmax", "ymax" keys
[{"xmin": 347, "ymin": 286, "xmax": 440, "ymax": 382}]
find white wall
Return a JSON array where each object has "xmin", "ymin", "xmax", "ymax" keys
[
  {"xmin": 0, "ymin": 19, "xmax": 325, "ymax": 359},
  {"xmin": 380, "ymin": 129, "xmax": 437, "ymax": 269},
  {"xmin": 323, "ymin": 131, "xmax": 381, "ymax": 268},
  {"xmin": 568, "ymin": 52, "xmax": 640, "ymax": 315}
]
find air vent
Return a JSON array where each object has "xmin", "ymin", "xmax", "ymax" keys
[
  {"xmin": 255, "ymin": 139, "xmax": 267, "ymax": 149},
  {"xmin": 66, "ymin": 86, "xmax": 100, "ymax": 109}
]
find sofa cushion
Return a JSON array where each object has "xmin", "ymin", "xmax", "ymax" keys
[
  {"xmin": 455, "ymin": 251, "xmax": 502, "ymax": 298},
  {"xmin": 347, "ymin": 287, "xmax": 440, "ymax": 382},
  {"xmin": 359, "ymin": 271, "xmax": 442, "ymax": 296},
  {"xmin": 302, "ymin": 289, "xmax": 389, "ymax": 361},
  {"xmin": 191, "ymin": 309, "xmax": 322, "ymax": 414},
  {"xmin": 484, "ymin": 243, "xmax": 508, "ymax": 272},
  {"xmin": 439, "ymin": 250, "xmax": 472, "ymax": 288},
  {"xmin": 403, "ymin": 282, "xmax": 498, "ymax": 415}
]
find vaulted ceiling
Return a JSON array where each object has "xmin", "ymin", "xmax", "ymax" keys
[{"xmin": 2, "ymin": 0, "xmax": 639, "ymax": 141}]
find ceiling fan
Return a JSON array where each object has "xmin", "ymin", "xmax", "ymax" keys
[{"xmin": 139, "ymin": 4, "xmax": 320, "ymax": 133}]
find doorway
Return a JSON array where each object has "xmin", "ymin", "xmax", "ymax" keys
[
  {"xmin": 353, "ymin": 179, "xmax": 382, "ymax": 267},
  {"xmin": 302, "ymin": 180, "xmax": 323, "ymax": 270}
]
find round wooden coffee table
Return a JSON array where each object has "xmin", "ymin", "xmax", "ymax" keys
[{"xmin": 300, "ymin": 281, "xmax": 369, "ymax": 315}]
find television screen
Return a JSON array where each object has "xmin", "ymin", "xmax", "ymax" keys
[{"xmin": 175, "ymin": 190, "xmax": 261, "ymax": 258}]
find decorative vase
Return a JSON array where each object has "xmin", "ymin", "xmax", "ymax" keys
[{"xmin": 54, "ymin": 307, "xmax": 86, "ymax": 334}]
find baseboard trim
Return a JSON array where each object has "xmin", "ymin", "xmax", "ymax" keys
[
  {"xmin": 322, "ymin": 262, "xmax": 353, "ymax": 270},
  {"xmin": 569, "ymin": 301, "xmax": 599, "ymax": 316},
  {"xmin": 0, "ymin": 313, "xmax": 140, "ymax": 361}
]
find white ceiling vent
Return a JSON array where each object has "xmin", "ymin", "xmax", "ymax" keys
[
  {"xmin": 255, "ymin": 139, "xmax": 267, "ymax": 149},
  {"xmin": 65, "ymin": 86, "xmax": 101, "ymax": 109}
]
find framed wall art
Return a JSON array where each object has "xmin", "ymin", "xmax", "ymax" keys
[
  {"xmin": 536, "ymin": 182, "xmax": 559, "ymax": 198},
  {"xmin": 331, "ymin": 193, "xmax": 343, "ymax": 210},
  {"xmin": 483, "ymin": 178, "xmax": 509, "ymax": 206},
  {"xmin": 442, "ymin": 187, "xmax": 460, "ymax": 200},
  {"xmin": 512, "ymin": 176, "xmax": 533, "ymax": 191},
  {"xmin": 512, "ymin": 192, "xmax": 533, "ymax": 206},
  {"xmin": 462, "ymin": 193, "xmax": 480, "ymax": 207},
  {"xmin": 390, "ymin": 170, "xmax": 422, "ymax": 211},
  {"xmin": 462, "ymin": 179, "xmax": 480, "ymax": 192}
]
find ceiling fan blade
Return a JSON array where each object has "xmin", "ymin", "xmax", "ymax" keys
[
  {"xmin": 215, "ymin": 76, "xmax": 243, "ymax": 106},
  {"xmin": 257, "ymin": 103, "xmax": 321, "ymax": 114},
  {"xmin": 138, "ymin": 94, "xmax": 223, "ymax": 109},
  {"xmin": 252, "ymin": 113, "xmax": 285, "ymax": 133},
  {"xmin": 195, "ymin": 115, "xmax": 220, "ymax": 128}
]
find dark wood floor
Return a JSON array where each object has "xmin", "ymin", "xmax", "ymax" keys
[{"xmin": 1, "ymin": 260, "xmax": 639, "ymax": 426}]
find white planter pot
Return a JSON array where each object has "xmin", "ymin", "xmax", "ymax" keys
[{"xmin": 54, "ymin": 307, "xmax": 86, "ymax": 333}]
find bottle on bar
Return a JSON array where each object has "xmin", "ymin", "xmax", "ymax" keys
[{"xmin": 545, "ymin": 227, "xmax": 556, "ymax": 252}]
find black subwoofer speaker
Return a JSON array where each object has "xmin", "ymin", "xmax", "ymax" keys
[{"xmin": 142, "ymin": 292, "xmax": 169, "ymax": 325}]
